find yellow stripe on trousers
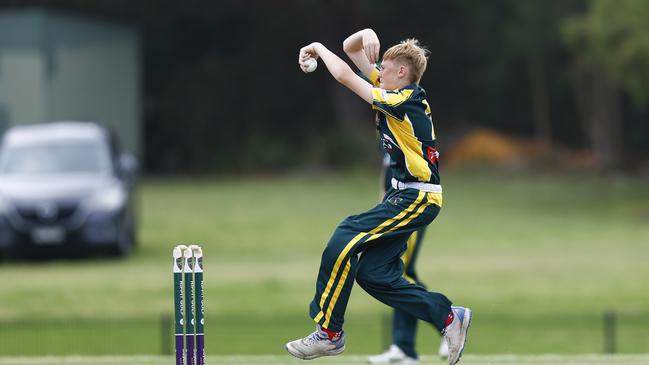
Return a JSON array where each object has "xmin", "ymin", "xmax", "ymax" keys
[
  {"xmin": 322, "ymin": 195, "xmax": 435, "ymax": 328},
  {"xmin": 402, "ymin": 231, "xmax": 418, "ymax": 284},
  {"xmin": 313, "ymin": 191, "xmax": 426, "ymax": 323},
  {"xmin": 323, "ymin": 258, "xmax": 352, "ymax": 325},
  {"xmin": 321, "ymin": 192, "xmax": 437, "ymax": 328}
]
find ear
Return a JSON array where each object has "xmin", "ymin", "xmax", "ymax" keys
[{"xmin": 397, "ymin": 65, "xmax": 408, "ymax": 79}]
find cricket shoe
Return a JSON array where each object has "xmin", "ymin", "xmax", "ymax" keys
[
  {"xmin": 286, "ymin": 325, "xmax": 346, "ymax": 360},
  {"xmin": 442, "ymin": 306, "xmax": 472, "ymax": 365},
  {"xmin": 367, "ymin": 344, "xmax": 418, "ymax": 364}
]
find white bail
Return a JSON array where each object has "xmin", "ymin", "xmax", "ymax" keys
[
  {"xmin": 173, "ymin": 245, "xmax": 187, "ymax": 273},
  {"xmin": 183, "ymin": 246, "xmax": 193, "ymax": 272},
  {"xmin": 190, "ymin": 245, "xmax": 203, "ymax": 273}
]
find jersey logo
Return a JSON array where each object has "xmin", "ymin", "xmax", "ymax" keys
[
  {"xmin": 382, "ymin": 133, "xmax": 397, "ymax": 152},
  {"xmin": 426, "ymin": 146, "xmax": 439, "ymax": 164}
]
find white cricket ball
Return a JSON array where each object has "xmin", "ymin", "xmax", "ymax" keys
[{"xmin": 304, "ymin": 58, "xmax": 318, "ymax": 73}]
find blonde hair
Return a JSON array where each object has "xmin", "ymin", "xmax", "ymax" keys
[{"xmin": 383, "ymin": 38, "xmax": 429, "ymax": 84}]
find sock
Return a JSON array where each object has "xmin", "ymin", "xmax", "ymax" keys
[
  {"xmin": 444, "ymin": 310, "xmax": 454, "ymax": 328},
  {"xmin": 321, "ymin": 326, "xmax": 342, "ymax": 341}
]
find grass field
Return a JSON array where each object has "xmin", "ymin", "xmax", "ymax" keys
[
  {"xmin": 0, "ymin": 169, "xmax": 648, "ymax": 356},
  {"xmin": 2, "ymin": 354, "xmax": 649, "ymax": 365}
]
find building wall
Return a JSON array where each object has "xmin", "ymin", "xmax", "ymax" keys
[
  {"xmin": 0, "ymin": 49, "xmax": 47, "ymax": 127},
  {"xmin": 0, "ymin": 9, "xmax": 141, "ymax": 158}
]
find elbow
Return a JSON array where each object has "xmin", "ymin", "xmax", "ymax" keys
[
  {"xmin": 334, "ymin": 68, "xmax": 355, "ymax": 86},
  {"xmin": 332, "ymin": 67, "xmax": 350, "ymax": 84},
  {"xmin": 342, "ymin": 39, "xmax": 352, "ymax": 54}
]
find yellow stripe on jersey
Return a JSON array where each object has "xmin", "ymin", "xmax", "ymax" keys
[
  {"xmin": 422, "ymin": 99, "xmax": 436, "ymax": 140},
  {"xmin": 385, "ymin": 112, "xmax": 432, "ymax": 182},
  {"xmin": 372, "ymin": 88, "xmax": 414, "ymax": 108}
]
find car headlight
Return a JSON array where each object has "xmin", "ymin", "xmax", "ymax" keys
[{"xmin": 84, "ymin": 185, "xmax": 127, "ymax": 212}]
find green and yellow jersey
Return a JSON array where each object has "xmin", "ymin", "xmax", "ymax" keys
[{"xmin": 369, "ymin": 67, "xmax": 440, "ymax": 185}]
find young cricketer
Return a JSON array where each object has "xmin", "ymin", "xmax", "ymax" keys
[{"xmin": 286, "ymin": 28, "xmax": 472, "ymax": 365}]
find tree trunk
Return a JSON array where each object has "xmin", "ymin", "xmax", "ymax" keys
[
  {"xmin": 570, "ymin": 67, "xmax": 623, "ymax": 169},
  {"xmin": 527, "ymin": 55, "xmax": 552, "ymax": 147}
]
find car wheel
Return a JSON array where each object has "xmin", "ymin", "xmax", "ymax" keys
[{"xmin": 111, "ymin": 224, "xmax": 134, "ymax": 257}]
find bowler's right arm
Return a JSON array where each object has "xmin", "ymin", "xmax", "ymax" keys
[{"xmin": 343, "ymin": 28, "xmax": 380, "ymax": 78}]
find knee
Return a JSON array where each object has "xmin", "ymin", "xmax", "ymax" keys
[
  {"xmin": 355, "ymin": 262, "xmax": 379, "ymax": 288},
  {"xmin": 320, "ymin": 246, "xmax": 339, "ymax": 269},
  {"xmin": 322, "ymin": 225, "xmax": 359, "ymax": 262},
  {"xmin": 356, "ymin": 260, "xmax": 406, "ymax": 291},
  {"xmin": 320, "ymin": 239, "xmax": 351, "ymax": 269}
]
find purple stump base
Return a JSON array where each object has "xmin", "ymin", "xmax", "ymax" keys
[
  {"xmin": 175, "ymin": 335, "xmax": 185, "ymax": 365},
  {"xmin": 196, "ymin": 334, "xmax": 205, "ymax": 365},
  {"xmin": 186, "ymin": 337, "xmax": 196, "ymax": 365}
]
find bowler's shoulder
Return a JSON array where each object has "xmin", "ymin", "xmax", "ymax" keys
[
  {"xmin": 409, "ymin": 84, "xmax": 427, "ymax": 99},
  {"xmin": 373, "ymin": 88, "xmax": 414, "ymax": 107},
  {"xmin": 406, "ymin": 85, "xmax": 430, "ymax": 108}
]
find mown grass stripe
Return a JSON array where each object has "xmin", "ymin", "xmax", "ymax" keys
[{"xmin": 2, "ymin": 355, "xmax": 649, "ymax": 365}]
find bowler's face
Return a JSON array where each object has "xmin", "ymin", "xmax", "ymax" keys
[{"xmin": 379, "ymin": 59, "xmax": 399, "ymax": 90}]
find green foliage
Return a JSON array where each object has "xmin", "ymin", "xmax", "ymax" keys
[
  {"xmin": 506, "ymin": 0, "xmax": 573, "ymax": 55},
  {"xmin": 563, "ymin": 0, "xmax": 649, "ymax": 107},
  {"xmin": 3, "ymin": 1, "xmax": 647, "ymax": 171}
]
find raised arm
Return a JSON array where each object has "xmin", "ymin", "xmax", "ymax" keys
[
  {"xmin": 342, "ymin": 28, "xmax": 380, "ymax": 78},
  {"xmin": 299, "ymin": 42, "xmax": 373, "ymax": 104}
]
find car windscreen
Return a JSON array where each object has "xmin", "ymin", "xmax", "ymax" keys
[{"xmin": 0, "ymin": 140, "xmax": 112, "ymax": 176}]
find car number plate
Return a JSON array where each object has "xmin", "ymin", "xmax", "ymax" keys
[{"xmin": 32, "ymin": 226, "xmax": 66, "ymax": 245}]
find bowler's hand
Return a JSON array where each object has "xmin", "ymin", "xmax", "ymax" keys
[
  {"xmin": 299, "ymin": 43, "xmax": 320, "ymax": 72},
  {"xmin": 362, "ymin": 30, "xmax": 380, "ymax": 64}
]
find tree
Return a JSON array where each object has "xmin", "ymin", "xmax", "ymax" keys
[
  {"xmin": 563, "ymin": 0, "xmax": 649, "ymax": 168},
  {"xmin": 506, "ymin": 0, "xmax": 558, "ymax": 147}
]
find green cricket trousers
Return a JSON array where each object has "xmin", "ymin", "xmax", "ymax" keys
[
  {"xmin": 309, "ymin": 187, "xmax": 452, "ymax": 333},
  {"xmin": 393, "ymin": 228, "xmax": 427, "ymax": 358}
]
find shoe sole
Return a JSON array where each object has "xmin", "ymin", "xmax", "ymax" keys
[
  {"xmin": 285, "ymin": 343, "xmax": 346, "ymax": 360},
  {"xmin": 451, "ymin": 308, "xmax": 472, "ymax": 365}
]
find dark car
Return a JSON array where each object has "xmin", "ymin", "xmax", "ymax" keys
[{"xmin": 0, "ymin": 122, "xmax": 137, "ymax": 258}]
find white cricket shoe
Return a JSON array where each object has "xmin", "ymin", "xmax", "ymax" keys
[
  {"xmin": 438, "ymin": 336, "xmax": 449, "ymax": 360},
  {"xmin": 442, "ymin": 306, "xmax": 472, "ymax": 365},
  {"xmin": 286, "ymin": 325, "xmax": 346, "ymax": 360},
  {"xmin": 367, "ymin": 344, "xmax": 418, "ymax": 365}
]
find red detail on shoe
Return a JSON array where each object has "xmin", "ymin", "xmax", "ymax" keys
[
  {"xmin": 444, "ymin": 310, "xmax": 454, "ymax": 328},
  {"xmin": 321, "ymin": 326, "xmax": 342, "ymax": 341}
]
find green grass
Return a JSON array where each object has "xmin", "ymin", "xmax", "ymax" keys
[
  {"xmin": 2, "ymin": 354, "xmax": 649, "ymax": 365},
  {"xmin": 0, "ymin": 170, "xmax": 648, "ymax": 356}
]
